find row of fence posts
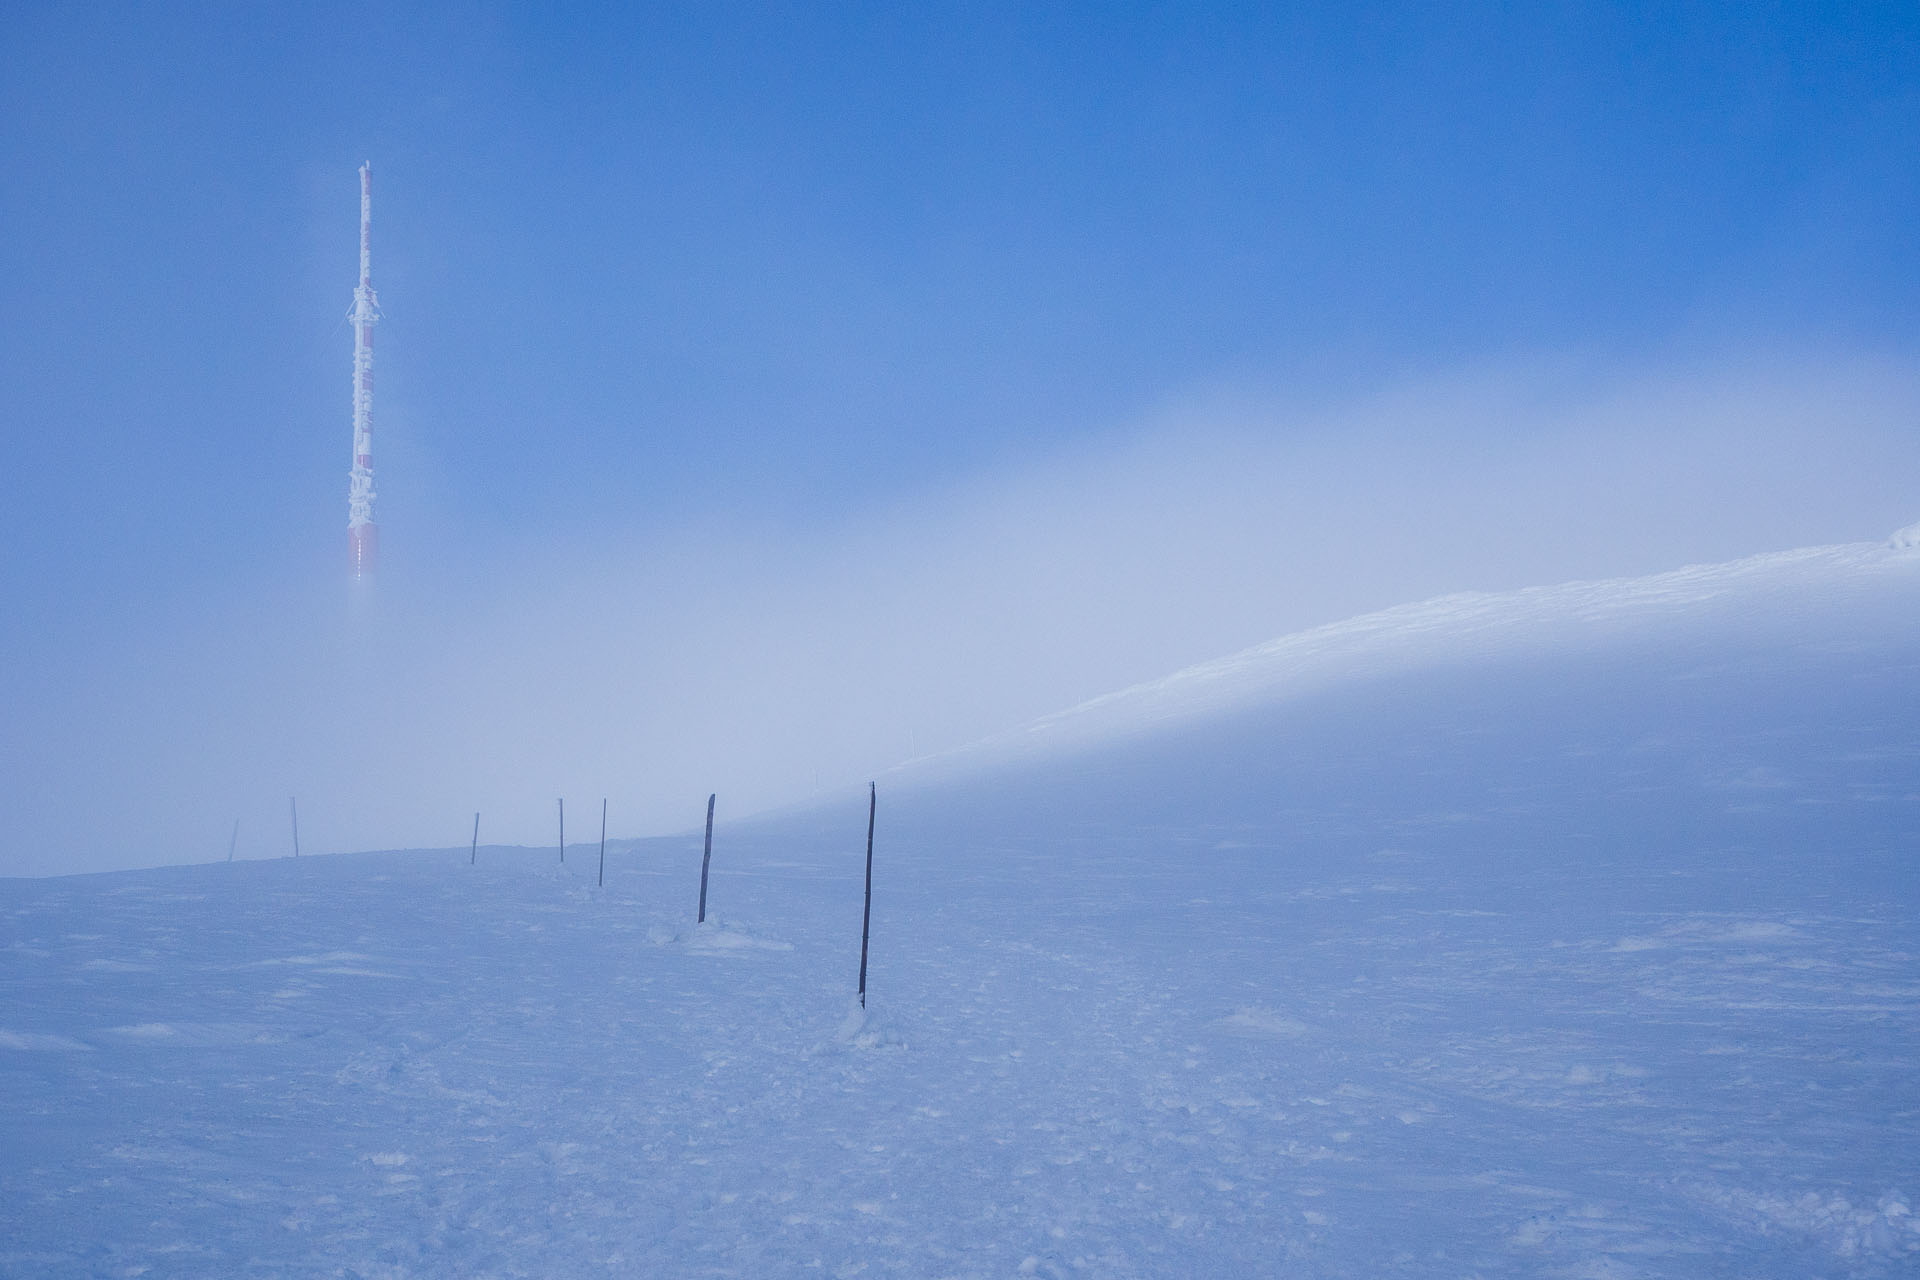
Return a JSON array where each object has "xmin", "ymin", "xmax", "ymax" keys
[
  {"xmin": 246, "ymin": 787, "xmax": 881, "ymax": 1002},
  {"xmin": 470, "ymin": 786, "xmax": 880, "ymax": 1005}
]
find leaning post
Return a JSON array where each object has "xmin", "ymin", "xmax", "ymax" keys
[
  {"xmin": 858, "ymin": 782, "xmax": 875, "ymax": 1008},
  {"xmin": 697, "ymin": 793, "xmax": 716, "ymax": 923}
]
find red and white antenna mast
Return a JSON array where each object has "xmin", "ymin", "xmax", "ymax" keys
[{"xmin": 347, "ymin": 162, "xmax": 380, "ymax": 577}]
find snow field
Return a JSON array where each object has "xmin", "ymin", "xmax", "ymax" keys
[{"xmin": 3, "ymin": 538, "xmax": 1918, "ymax": 1277}]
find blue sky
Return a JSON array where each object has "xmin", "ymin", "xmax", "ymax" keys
[{"xmin": 3, "ymin": 3, "xmax": 1918, "ymax": 871}]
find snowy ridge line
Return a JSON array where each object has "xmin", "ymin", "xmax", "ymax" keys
[{"xmin": 905, "ymin": 534, "xmax": 1918, "ymax": 776}]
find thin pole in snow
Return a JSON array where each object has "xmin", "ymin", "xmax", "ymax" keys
[
  {"xmin": 558, "ymin": 798, "xmax": 565, "ymax": 862},
  {"xmin": 228, "ymin": 818, "xmax": 239, "ymax": 863},
  {"xmin": 289, "ymin": 797, "xmax": 300, "ymax": 858},
  {"xmin": 471, "ymin": 812, "xmax": 480, "ymax": 865},
  {"xmin": 697, "ymin": 793, "xmax": 716, "ymax": 923},
  {"xmin": 858, "ymin": 782, "xmax": 875, "ymax": 1008},
  {"xmin": 597, "ymin": 799, "xmax": 607, "ymax": 887}
]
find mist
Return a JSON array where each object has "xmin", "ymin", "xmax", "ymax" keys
[{"xmin": 6, "ymin": 350, "xmax": 1916, "ymax": 877}]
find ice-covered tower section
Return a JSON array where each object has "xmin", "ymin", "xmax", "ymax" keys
[{"xmin": 347, "ymin": 162, "xmax": 380, "ymax": 577}]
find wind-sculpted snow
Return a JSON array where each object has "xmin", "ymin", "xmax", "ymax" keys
[
  {"xmin": 912, "ymin": 538, "xmax": 1918, "ymax": 776},
  {"xmin": 3, "ymin": 538, "xmax": 1918, "ymax": 1276}
]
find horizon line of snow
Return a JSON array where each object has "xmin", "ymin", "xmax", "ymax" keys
[{"xmin": 898, "ymin": 528, "xmax": 1920, "ymax": 778}]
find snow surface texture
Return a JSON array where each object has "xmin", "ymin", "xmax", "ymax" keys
[{"xmin": 4, "ymin": 537, "xmax": 1919, "ymax": 1277}]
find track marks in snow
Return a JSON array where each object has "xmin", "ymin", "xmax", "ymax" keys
[
  {"xmin": 646, "ymin": 916, "xmax": 795, "ymax": 953},
  {"xmin": 1221, "ymin": 1007, "xmax": 1310, "ymax": 1036},
  {"xmin": 99, "ymin": 1021, "xmax": 283, "ymax": 1047},
  {"xmin": 0, "ymin": 1029, "xmax": 91, "ymax": 1051}
]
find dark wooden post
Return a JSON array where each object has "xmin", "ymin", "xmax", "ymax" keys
[
  {"xmin": 858, "ymin": 782, "xmax": 875, "ymax": 1008},
  {"xmin": 597, "ymin": 799, "xmax": 607, "ymax": 887},
  {"xmin": 697, "ymin": 793, "xmax": 716, "ymax": 922},
  {"xmin": 470, "ymin": 812, "xmax": 480, "ymax": 865}
]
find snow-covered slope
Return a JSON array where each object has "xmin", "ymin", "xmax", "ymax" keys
[
  {"xmin": 907, "ymin": 534, "xmax": 1920, "ymax": 781},
  {"xmin": 4, "ymin": 536, "xmax": 1918, "ymax": 1277}
]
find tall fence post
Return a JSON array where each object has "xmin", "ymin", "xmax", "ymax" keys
[
  {"xmin": 858, "ymin": 782, "xmax": 875, "ymax": 1008},
  {"xmin": 697, "ymin": 793, "xmax": 716, "ymax": 923},
  {"xmin": 289, "ymin": 797, "xmax": 300, "ymax": 858},
  {"xmin": 598, "ymin": 799, "xmax": 607, "ymax": 887},
  {"xmin": 558, "ymin": 798, "xmax": 565, "ymax": 863},
  {"xmin": 470, "ymin": 812, "xmax": 480, "ymax": 865}
]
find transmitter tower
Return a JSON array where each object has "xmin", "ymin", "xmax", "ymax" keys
[{"xmin": 347, "ymin": 162, "xmax": 380, "ymax": 577}]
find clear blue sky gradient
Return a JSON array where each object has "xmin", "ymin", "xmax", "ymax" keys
[
  {"xmin": 2, "ymin": 3, "xmax": 1917, "ymax": 870},
  {"xmin": 5, "ymin": 3, "xmax": 1916, "ymax": 609}
]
